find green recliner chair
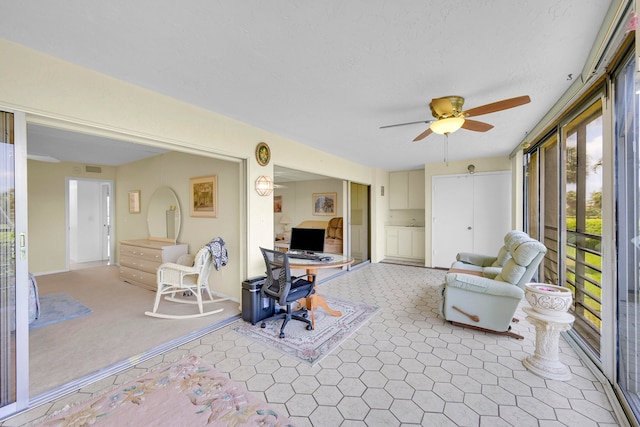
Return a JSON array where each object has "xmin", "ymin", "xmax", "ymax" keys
[
  {"xmin": 440, "ymin": 233, "xmax": 547, "ymax": 339},
  {"xmin": 450, "ymin": 230, "xmax": 528, "ymax": 278}
]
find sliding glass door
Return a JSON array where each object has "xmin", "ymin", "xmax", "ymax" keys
[
  {"xmin": 524, "ymin": 98, "xmax": 604, "ymax": 358},
  {"xmin": 614, "ymin": 51, "xmax": 640, "ymax": 420},
  {"xmin": 0, "ymin": 110, "xmax": 28, "ymax": 418}
]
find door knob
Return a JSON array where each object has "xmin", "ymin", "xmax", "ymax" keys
[{"xmin": 467, "ymin": 227, "xmax": 472, "ymax": 230}]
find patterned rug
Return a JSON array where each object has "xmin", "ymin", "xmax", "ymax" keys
[
  {"xmin": 233, "ymin": 295, "xmax": 380, "ymax": 365},
  {"xmin": 30, "ymin": 292, "xmax": 92, "ymax": 329},
  {"xmin": 34, "ymin": 355, "xmax": 293, "ymax": 426}
]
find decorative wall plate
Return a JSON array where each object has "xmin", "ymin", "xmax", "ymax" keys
[{"xmin": 256, "ymin": 142, "xmax": 270, "ymax": 166}]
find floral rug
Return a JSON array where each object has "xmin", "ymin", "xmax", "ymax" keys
[
  {"xmin": 34, "ymin": 355, "xmax": 293, "ymax": 426},
  {"xmin": 233, "ymin": 295, "xmax": 380, "ymax": 365}
]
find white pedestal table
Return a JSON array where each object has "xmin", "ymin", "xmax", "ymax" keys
[{"xmin": 522, "ymin": 307, "xmax": 575, "ymax": 381}]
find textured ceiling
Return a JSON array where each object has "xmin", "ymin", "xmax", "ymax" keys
[{"xmin": 1, "ymin": 1, "xmax": 612, "ymax": 171}]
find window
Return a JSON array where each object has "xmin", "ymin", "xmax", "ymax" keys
[
  {"xmin": 614, "ymin": 51, "xmax": 640, "ymax": 419},
  {"xmin": 563, "ymin": 101, "xmax": 603, "ymax": 356}
]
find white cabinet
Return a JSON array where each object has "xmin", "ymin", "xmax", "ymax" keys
[
  {"xmin": 412, "ymin": 228, "xmax": 425, "ymax": 259},
  {"xmin": 397, "ymin": 228, "xmax": 413, "ymax": 258},
  {"xmin": 389, "ymin": 170, "xmax": 425, "ymax": 209},
  {"xmin": 385, "ymin": 227, "xmax": 399, "ymax": 256},
  {"xmin": 385, "ymin": 226, "xmax": 425, "ymax": 261},
  {"xmin": 119, "ymin": 239, "xmax": 188, "ymax": 291}
]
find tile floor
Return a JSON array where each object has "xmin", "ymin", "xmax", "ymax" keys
[{"xmin": 3, "ymin": 263, "xmax": 627, "ymax": 426}]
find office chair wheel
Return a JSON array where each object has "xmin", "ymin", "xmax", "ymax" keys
[
  {"xmin": 279, "ymin": 332, "xmax": 285, "ymax": 338},
  {"xmin": 302, "ymin": 311, "xmax": 308, "ymax": 318},
  {"xmin": 306, "ymin": 324, "xmax": 313, "ymax": 331},
  {"xmin": 261, "ymin": 322, "xmax": 266, "ymax": 328}
]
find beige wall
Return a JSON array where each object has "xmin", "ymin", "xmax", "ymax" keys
[
  {"xmin": 423, "ymin": 156, "xmax": 513, "ymax": 267},
  {"xmin": 274, "ymin": 178, "xmax": 344, "ymax": 235},
  {"xmin": 117, "ymin": 152, "xmax": 242, "ymax": 299},
  {"xmin": 372, "ymin": 168, "xmax": 389, "ymax": 263},
  {"xmin": 0, "ymin": 39, "xmax": 381, "ymax": 282},
  {"xmin": 27, "ymin": 160, "xmax": 117, "ymax": 273}
]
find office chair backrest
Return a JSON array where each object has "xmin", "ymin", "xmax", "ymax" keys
[{"xmin": 260, "ymin": 247, "xmax": 292, "ymax": 306}]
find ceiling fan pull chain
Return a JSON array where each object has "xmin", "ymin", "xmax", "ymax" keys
[{"xmin": 444, "ymin": 134, "xmax": 449, "ymax": 165}]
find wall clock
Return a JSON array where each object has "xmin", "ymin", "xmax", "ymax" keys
[{"xmin": 255, "ymin": 142, "xmax": 270, "ymax": 166}]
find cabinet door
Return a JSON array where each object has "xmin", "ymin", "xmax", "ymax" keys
[
  {"xmin": 408, "ymin": 170, "xmax": 425, "ymax": 209},
  {"xmin": 385, "ymin": 228, "xmax": 399, "ymax": 256},
  {"xmin": 397, "ymin": 228, "xmax": 413, "ymax": 257},
  {"xmin": 412, "ymin": 229, "xmax": 425, "ymax": 259},
  {"xmin": 389, "ymin": 172, "xmax": 408, "ymax": 209}
]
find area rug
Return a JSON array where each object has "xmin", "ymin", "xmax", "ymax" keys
[
  {"xmin": 30, "ymin": 292, "xmax": 92, "ymax": 329},
  {"xmin": 233, "ymin": 295, "xmax": 380, "ymax": 365},
  {"xmin": 34, "ymin": 355, "xmax": 294, "ymax": 426}
]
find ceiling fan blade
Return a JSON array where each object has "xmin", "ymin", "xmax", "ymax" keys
[
  {"xmin": 463, "ymin": 95, "xmax": 531, "ymax": 118},
  {"xmin": 430, "ymin": 97, "xmax": 455, "ymax": 117},
  {"xmin": 380, "ymin": 120, "xmax": 431, "ymax": 129},
  {"xmin": 461, "ymin": 119, "xmax": 494, "ymax": 132},
  {"xmin": 413, "ymin": 128, "xmax": 433, "ymax": 142}
]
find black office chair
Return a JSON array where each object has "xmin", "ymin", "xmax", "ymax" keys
[{"xmin": 259, "ymin": 247, "xmax": 315, "ymax": 338}]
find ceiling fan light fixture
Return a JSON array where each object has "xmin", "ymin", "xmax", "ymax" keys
[{"xmin": 429, "ymin": 117, "xmax": 465, "ymax": 135}]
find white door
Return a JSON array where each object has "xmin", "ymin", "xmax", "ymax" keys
[
  {"xmin": 68, "ymin": 179, "xmax": 113, "ymax": 265},
  {"xmin": 432, "ymin": 175, "xmax": 474, "ymax": 267},
  {"xmin": 432, "ymin": 172, "xmax": 511, "ymax": 268},
  {"xmin": 473, "ymin": 172, "xmax": 512, "ymax": 255}
]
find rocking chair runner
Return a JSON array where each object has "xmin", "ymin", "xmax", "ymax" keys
[{"xmin": 144, "ymin": 246, "xmax": 228, "ymax": 319}]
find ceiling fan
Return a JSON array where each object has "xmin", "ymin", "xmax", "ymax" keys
[{"xmin": 381, "ymin": 95, "xmax": 531, "ymax": 142}]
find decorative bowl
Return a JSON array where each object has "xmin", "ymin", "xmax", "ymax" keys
[{"xmin": 524, "ymin": 283, "xmax": 573, "ymax": 317}]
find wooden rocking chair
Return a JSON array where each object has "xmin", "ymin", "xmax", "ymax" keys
[{"xmin": 144, "ymin": 246, "xmax": 228, "ymax": 319}]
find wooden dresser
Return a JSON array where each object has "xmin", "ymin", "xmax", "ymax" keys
[{"xmin": 119, "ymin": 239, "xmax": 188, "ymax": 291}]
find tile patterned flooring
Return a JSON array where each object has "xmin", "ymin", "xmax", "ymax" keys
[{"xmin": 4, "ymin": 263, "xmax": 626, "ymax": 426}]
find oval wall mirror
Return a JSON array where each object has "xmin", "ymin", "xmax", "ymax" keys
[{"xmin": 147, "ymin": 186, "xmax": 181, "ymax": 242}]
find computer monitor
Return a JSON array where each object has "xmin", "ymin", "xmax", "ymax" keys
[{"xmin": 289, "ymin": 227, "xmax": 326, "ymax": 254}]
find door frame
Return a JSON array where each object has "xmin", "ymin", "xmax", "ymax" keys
[
  {"xmin": 0, "ymin": 110, "xmax": 29, "ymax": 418},
  {"xmin": 65, "ymin": 178, "xmax": 115, "ymax": 269}
]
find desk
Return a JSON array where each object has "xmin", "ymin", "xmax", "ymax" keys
[{"xmin": 288, "ymin": 253, "xmax": 354, "ymax": 326}]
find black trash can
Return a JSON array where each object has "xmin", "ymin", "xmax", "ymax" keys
[{"xmin": 241, "ymin": 276, "xmax": 275, "ymax": 325}]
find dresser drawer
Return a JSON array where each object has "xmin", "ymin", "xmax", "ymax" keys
[
  {"xmin": 120, "ymin": 255, "xmax": 160, "ymax": 274},
  {"xmin": 120, "ymin": 266, "xmax": 157, "ymax": 289},
  {"xmin": 120, "ymin": 245, "xmax": 163, "ymax": 263},
  {"xmin": 119, "ymin": 240, "xmax": 188, "ymax": 293}
]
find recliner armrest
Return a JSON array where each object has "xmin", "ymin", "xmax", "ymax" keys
[
  {"xmin": 445, "ymin": 273, "xmax": 524, "ymax": 299},
  {"xmin": 481, "ymin": 267, "xmax": 502, "ymax": 279},
  {"xmin": 455, "ymin": 252, "xmax": 497, "ymax": 267}
]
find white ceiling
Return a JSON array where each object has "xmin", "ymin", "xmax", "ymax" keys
[{"xmin": 1, "ymin": 1, "xmax": 612, "ymax": 171}]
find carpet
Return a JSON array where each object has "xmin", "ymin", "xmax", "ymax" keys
[
  {"xmin": 233, "ymin": 295, "xmax": 380, "ymax": 365},
  {"xmin": 30, "ymin": 292, "xmax": 93, "ymax": 329},
  {"xmin": 34, "ymin": 355, "xmax": 294, "ymax": 427}
]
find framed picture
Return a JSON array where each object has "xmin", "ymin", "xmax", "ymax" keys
[
  {"xmin": 190, "ymin": 175, "xmax": 218, "ymax": 218},
  {"xmin": 312, "ymin": 192, "xmax": 337, "ymax": 216},
  {"xmin": 274, "ymin": 195, "xmax": 282, "ymax": 213},
  {"xmin": 255, "ymin": 142, "xmax": 270, "ymax": 166},
  {"xmin": 128, "ymin": 190, "xmax": 141, "ymax": 214}
]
